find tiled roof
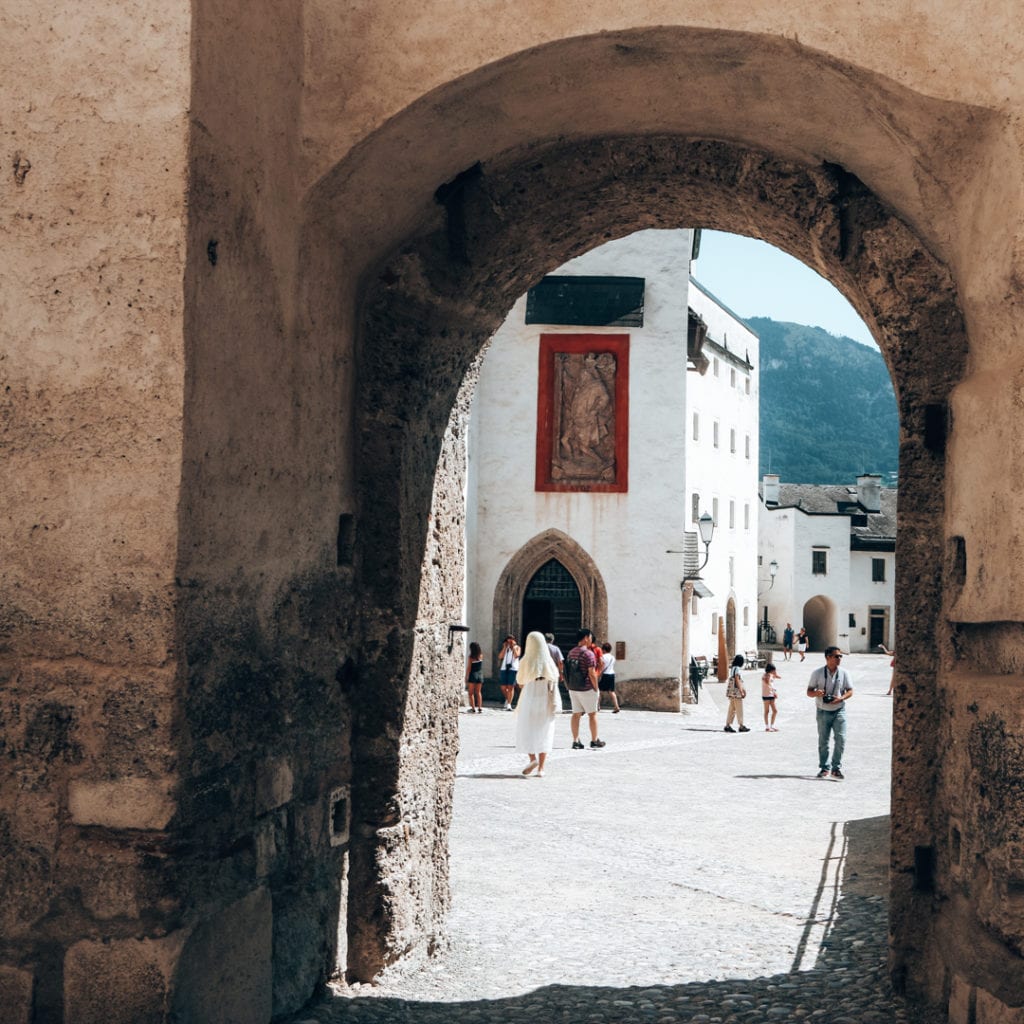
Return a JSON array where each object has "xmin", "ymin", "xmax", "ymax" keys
[{"xmin": 761, "ymin": 482, "xmax": 897, "ymax": 545}]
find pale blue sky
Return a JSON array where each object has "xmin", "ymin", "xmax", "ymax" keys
[{"xmin": 692, "ymin": 230, "xmax": 876, "ymax": 348}]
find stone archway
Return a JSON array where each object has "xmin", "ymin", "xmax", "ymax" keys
[
  {"xmin": 492, "ymin": 529, "xmax": 608, "ymax": 677},
  {"xmin": 8, "ymin": 10, "xmax": 1024, "ymax": 1023},
  {"xmin": 350, "ymin": 133, "xmax": 966, "ymax": 999},
  {"xmin": 803, "ymin": 595, "xmax": 838, "ymax": 651}
]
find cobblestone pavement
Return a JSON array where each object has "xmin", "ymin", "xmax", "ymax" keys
[{"xmin": 293, "ymin": 654, "xmax": 942, "ymax": 1023}]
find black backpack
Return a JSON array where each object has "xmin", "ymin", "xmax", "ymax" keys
[{"xmin": 565, "ymin": 652, "xmax": 591, "ymax": 691}]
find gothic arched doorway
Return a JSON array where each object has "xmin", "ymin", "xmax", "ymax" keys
[{"xmin": 521, "ymin": 558, "xmax": 582, "ymax": 657}]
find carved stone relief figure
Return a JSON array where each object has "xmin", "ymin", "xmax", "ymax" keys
[{"xmin": 551, "ymin": 351, "xmax": 617, "ymax": 483}]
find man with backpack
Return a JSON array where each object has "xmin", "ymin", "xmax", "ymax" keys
[{"xmin": 565, "ymin": 627, "xmax": 606, "ymax": 750}]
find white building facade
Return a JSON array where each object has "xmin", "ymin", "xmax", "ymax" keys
[
  {"xmin": 758, "ymin": 474, "xmax": 897, "ymax": 654},
  {"xmin": 465, "ymin": 230, "xmax": 760, "ymax": 708},
  {"xmin": 685, "ymin": 279, "xmax": 761, "ymax": 666}
]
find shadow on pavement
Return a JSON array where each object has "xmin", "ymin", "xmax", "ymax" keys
[{"xmin": 291, "ymin": 815, "xmax": 944, "ymax": 1023}]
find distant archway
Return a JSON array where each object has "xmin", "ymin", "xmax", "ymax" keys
[{"xmin": 803, "ymin": 595, "xmax": 838, "ymax": 651}]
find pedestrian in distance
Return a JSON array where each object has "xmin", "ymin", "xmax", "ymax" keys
[
  {"xmin": 597, "ymin": 641, "xmax": 620, "ymax": 712},
  {"xmin": 565, "ymin": 627, "xmax": 606, "ymax": 749},
  {"xmin": 465, "ymin": 641, "xmax": 484, "ymax": 713},
  {"xmin": 724, "ymin": 653, "xmax": 750, "ymax": 732},
  {"xmin": 515, "ymin": 632, "xmax": 560, "ymax": 778},
  {"xmin": 498, "ymin": 634, "xmax": 520, "ymax": 710},
  {"xmin": 782, "ymin": 623, "xmax": 794, "ymax": 661},
  {"xmin": 544, "ymin": 632, "xmax": 565, "ymax": 684},
  {"xmin": 762, "ymin": 662, "xmax": 781, "ymax": 731},
  {"xmin": 806, "ymin": 646, "xmax": 854, "ymax": 779},
  {"xmin": 796, "ymin": 627, "xmax": 808, "ymax": 662}
]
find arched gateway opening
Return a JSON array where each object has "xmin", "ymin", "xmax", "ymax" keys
[
  {"xmin": 346, "ymin": 126, "xmax": 964, "ymax": 994},
  {"xmin": 803, "ymin": 595, "xmax": 838, "ymax": 652},
  {"xmin": 166, "ymin": 23, "xmax": 1018, "ymax": 1024},
  {"xmin": 315, "ymin": 28, "xmax": 1007, "ymax": 1017}
]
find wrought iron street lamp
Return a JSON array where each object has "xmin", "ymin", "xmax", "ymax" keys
[{"xmin": 667, "ymin": 511, "xmax": 716, "ymax": 580}]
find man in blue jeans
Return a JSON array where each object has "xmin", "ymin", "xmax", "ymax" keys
[{"xmin": 806, "ymin": 646, "xmax": 854, "ymax": 779}]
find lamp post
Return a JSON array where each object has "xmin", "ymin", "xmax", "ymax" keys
[
  {"xmin": 669, "ymin": 511, "xmax": 716, "ymax": 706},
  {"xmin": 758, "ymin": 560, "xmax": 779, "ymax": 644}
]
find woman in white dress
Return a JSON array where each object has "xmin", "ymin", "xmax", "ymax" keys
[{"xmin": 515, "ymin": 631, "xmax": 560, "ymax": 777}]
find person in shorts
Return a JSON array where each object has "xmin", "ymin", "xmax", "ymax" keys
[
  {"xmin": 565, "ymin": 628, "xmax": 605, "ymax": 749},
  {"xmin": 796, "ymin": 627, "xmax": 808, "ymax": 662},
  {"xmin": 498, "ymin": 634, "xmax": 520, "ymax": 710},
  {"xmin": 597, "ymin": 641, "xmax": 620, "ymax": 712},
  {"xmin": 762, "ymin": 662, "xmax": 780, "ymax": 731}
]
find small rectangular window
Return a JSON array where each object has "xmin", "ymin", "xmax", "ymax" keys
[
  {"xmin": 691, "ymin": 493, "xmax": 700, "ymax": 523},
  {"xmin": 812, "ymin": 550, "xmax": 828, "ymax": 575},
  {"xmin": 713, "ymin": 422, "xmax": 720, "ymax": 448},
  {"xmin": 692, "ymin": 412, "xmax": 699, "ymax": 441},
  {"xmin": 872, "ymin": 558, "xmax": 886, "ymax": 582}
]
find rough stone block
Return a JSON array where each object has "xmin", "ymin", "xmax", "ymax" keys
[
  {"xmin": 68, "ymin": 776, "xmax": 176, "ymax": 830},
  {"xmin": 0, "ymin": 965, "xmax": 33, "ymax": 1024},
  {"xmin": 171, "ymin": 887, "xmax": 272, "ymax": 1023},
  {"xmin": 255, "ymin": 757, "xmax": 294, "ymax": 813},
  {"xmin": 949, "ymin": 973, "xmax": 975, "ymax": 1024},
  {"xmin": 617, "ymin": 677, "xmax": 682, "ymax": 712},
  {"xmin": 64, "ymin": 935, "xmax": 180, "ymax": 1024},
  {"xmin": 977, "ymin": 988, "xmax": 1024, "ymax": 1024}
]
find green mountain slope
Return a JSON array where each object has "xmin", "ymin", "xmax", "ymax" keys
[{"xmin": 749, "ymin": 317, "xmax": 898, "ymax": 485}]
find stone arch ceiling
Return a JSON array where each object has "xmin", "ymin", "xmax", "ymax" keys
[{"xmin": 302, "ymin": 26, "xmax": 1005, "ymax": 288}]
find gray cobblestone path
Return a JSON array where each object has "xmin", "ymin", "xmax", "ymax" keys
[{"xmin": 292, "ymin": 654, "xmax": 942, "ymax": 1023}]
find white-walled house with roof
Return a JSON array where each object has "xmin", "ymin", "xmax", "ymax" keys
[
  {"xmin": 758, "ymin": 473, "xmax": 897, "ymax": 654},
  {"xmin": 464, "ymin": 229, "xmax": 761, "ymax": 709}
]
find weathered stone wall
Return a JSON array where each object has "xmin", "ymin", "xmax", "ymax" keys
[
  {"xmin": 5, "ymin": 4, "xmax": 1024, "ymax": 1021},
  {"xmin": 0, "ymin": 3, "xmax": 190, "ymax": 1020}
]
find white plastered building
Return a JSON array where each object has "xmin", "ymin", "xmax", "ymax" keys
[
  {"xmin": 758, "ymin": 474, "xmax": 897, "ymax": 654},
  {"xmin": 465, "ymin": 230, "xmax": 760, "ymax": 708}
]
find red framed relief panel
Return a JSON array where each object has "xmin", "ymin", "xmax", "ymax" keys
[{"xmin": 535, "ymin": 334, "xmax": 629, "ymax": 493}]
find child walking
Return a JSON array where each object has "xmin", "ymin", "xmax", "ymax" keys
[{"xmin": 762, "ymin": 662, "xmax": 781, "ymax": 731}]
